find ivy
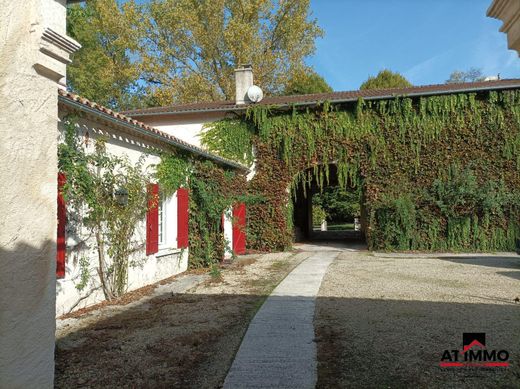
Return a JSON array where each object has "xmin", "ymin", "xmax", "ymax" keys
[
  {"xmin": 155, "ymin": 155, "xmax": 252, "ymax": 267},
  {"xmin": 58, "ymin": 118, "xmax": 151, "ymax": 299},
  {"xmin": 202, "ymin": 89, "xmax": 520, "ymax": 252}
]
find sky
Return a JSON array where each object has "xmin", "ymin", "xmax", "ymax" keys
[{"xmin": 308, "ymin": 0, "xmax": 520, "ymax": 91}]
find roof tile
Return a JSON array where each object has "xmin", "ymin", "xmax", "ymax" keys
[{"xmin": 122, "ymin": 79, "xmax": 520, "ymax": 116}]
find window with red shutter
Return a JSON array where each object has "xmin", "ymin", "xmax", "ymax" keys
[
  {"xmin": 232, "ymin": 203, "xmax": 246, "ymax": 255},
  {"xmin": 56, "ymin": 172, "xmax": 66, "ymax": 278},
  {"xmin": 177, "ymin": 188, "xmax": 189, "ymax": 249},
  {"xmin": 146, "ymin": 183, "xmax": 159, "ymax": 255}
]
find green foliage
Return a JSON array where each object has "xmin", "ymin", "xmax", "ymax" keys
[
  {"xmin": 209, "ymin": 263, "xmax": 223, "ymax": 281},
  {"xmin": 313, "ymin": 186, "xmax": 361, "ymax": 222},
  {"xmin": 372, "ymin": 194, "xmax": 417, "ymax": 250},
  {"xmin": 154, "ymin": 152, "xmax": 191, "ymax": 195},
  {"xmin": 446, "ymin": 68, "xmax": 485, "ymax": 84},
  {"xmin": 69, "ymin": 0, "xmax": 323, "ymax": 106},
  {"xmin": 312, "ymin": 204, "xmax": 327, "ymax": 226},
  {"xmin": 205, "ymin": 89, "xmax": 520, "ymax": 252},
  {"xmin": 67, "ymin": 1, "xmax": 144, "ymax": 109},
  {"xmin": 58, "ymin": 118, "xmax": 151, "ymax": 299},
  {"xmin": 283, "ymin": 68, "xmax": 333, "ymax": 95},
  {"xmin": 201, "ymin": 119, "xmax": 256, "ymax": 165},
  {"xmin": 156, "ymin": 156, "xmax": 250, "ymax": 268},
  {"xmin": 360, "ymin": 69, "xmax": 412, "ymax": 90}
]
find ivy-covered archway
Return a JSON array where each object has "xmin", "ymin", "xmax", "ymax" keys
[{"xmin": 203, "ymin": 90, "xmax": 520, "ymax": 252}]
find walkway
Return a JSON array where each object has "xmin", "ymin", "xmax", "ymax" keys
[{"xmin": 223, "ymin": 249, "xmax": 339, "ymax": 389}]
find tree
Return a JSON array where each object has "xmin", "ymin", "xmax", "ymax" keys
[
  {"xmin": 313, "ymin": 186, "xmax": 361, "ymax": 223},
  {"xmin": 283, "ymin": 68, "xmax": 333, "ymax": 95},
  {"xmin": 446, "ymin": 68, "xmax": 485, "ymax": 84},
  {"xmin": 360, "ymin": 69, "xmax": 412, "ymax": 90},
  {"xmin": 68, "ymin": 0, "xmax": 324, "ymax": 106},
  {"xmin": 67, "ymin": 1, "xmax": 144, "ymax": 109}
]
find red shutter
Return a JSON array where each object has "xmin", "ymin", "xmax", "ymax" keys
[
  {"xmin": 232, "ymin": 203, "xmax": 246, "ymax": 255},
  {"xmin": 177, "ymin": 188, "xmax": 189, "ymax": 249},
  {"xmin": 146, "ymin": 183, "xmax": 159, "ymax": 255},
  {"xmin": 56, "ymin": 172, "xmax": 66, "ymax": 278}
]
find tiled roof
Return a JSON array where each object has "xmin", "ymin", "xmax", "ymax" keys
[
  {"xmin": 57, "ymin": 89, "xmax": 248, "ymax": 171},
  {"xmin": 122, "ymin": 79, "xmax": 520, "ymax": 117}
]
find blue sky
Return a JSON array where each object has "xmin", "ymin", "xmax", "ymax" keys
[{"xmin": 308, "ymin": 0, "xmax": 520, "ymax": 91}]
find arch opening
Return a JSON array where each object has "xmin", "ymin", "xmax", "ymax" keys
[{"xmin": 291, "ymin": 164, "xmax": 366, "ymax": 245}]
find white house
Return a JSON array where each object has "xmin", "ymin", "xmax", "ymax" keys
[{"xmin": 56, "ymin": 89, "xmax": 248, "ymax": 316}]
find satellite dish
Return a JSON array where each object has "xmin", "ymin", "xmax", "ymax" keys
[{"xmin": 247, "ymin": 85, "xmax": 263, "ymax": 103}]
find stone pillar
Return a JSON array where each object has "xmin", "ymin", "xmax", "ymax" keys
[{"xmin": 0, "ymin": 1, "xmax": 79, "ymax": 387}]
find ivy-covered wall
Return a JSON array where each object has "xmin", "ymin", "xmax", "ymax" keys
[{"xmin": 203, "ymin": 89, "xmax": 520, "ymax": 252}]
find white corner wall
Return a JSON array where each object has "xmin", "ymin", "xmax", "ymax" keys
[{"xmin": 0, "ymin": 0, "xmax": 72, "ymax": 387}]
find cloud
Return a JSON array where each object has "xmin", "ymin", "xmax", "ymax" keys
[{"xmin": 403, "ymin": 49, "xmax": 455, "ymax": 84}]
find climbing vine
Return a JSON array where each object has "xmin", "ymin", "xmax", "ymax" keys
[
  {"xmin": 58, "ymin": 118, "xmax": 151, "ymax": 299},
  {"xmin": 156, "ymin": 154, "xmax": 251, "ymax": 267},
  {"xmin": 203, "ymin": 89, "xmax": 520, "ymax": 252}
]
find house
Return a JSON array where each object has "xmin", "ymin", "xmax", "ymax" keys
[
  {"xmin": 55, "ymin": 90, "xmax": 247, "ymax": 316},
  {"xmin": 123, "ymin": 70, "xmax": 520, "ymax": 248},
  {"xmin": 488, "ymin": 0, "xmax": 520, "ymax": 55}
]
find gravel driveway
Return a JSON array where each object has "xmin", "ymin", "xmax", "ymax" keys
[{"xmin": 315, "ymin": 250, "xmax": 520, "ymax": 388}]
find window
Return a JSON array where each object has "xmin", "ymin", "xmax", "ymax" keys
[
  {"xmin": 147, "ymin": 186, "xmax": 187, "ymax": 255},
  {"xmin": 158, "ymin": 193, "xmax": 177, "ymax": 250},
  {"xmin": 158, "ymin": 196, "xmax": 165, "ymax": 246}
]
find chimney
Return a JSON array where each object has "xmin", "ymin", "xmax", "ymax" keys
[{"xmin": 234, "ymin": 64, "xmax": 253, "ymax": 105}]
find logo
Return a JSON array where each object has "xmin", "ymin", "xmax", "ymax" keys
[{"xmin": 440, "ymin": 333, "xmax": 510, "ymax": 367}]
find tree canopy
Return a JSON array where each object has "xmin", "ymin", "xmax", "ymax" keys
[
  {"xmin": 67, "ymin": 1, "xmax": 144, "ymax": 109},
  {"xmin": 446, "ymin": 68, "xmax": 486, "ymax": 84},
  {"xmin": 283, "ymin": 69, "xmax": 332, "ymax": 95},
  {"xmin": 359, "ymin": 69, "xmax": 412, "ymax": 90},
  {"xmin": 67, "ymin": 0, "xmax": 324, "ymax": 108}
]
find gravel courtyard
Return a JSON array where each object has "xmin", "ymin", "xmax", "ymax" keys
[
  {"xmin": 315, "ymin": 250, "xmax": 520, "ymax": 388},
  {"xmin": 55, "ymin": 251, "xmax": 308, "ymax": 388}
]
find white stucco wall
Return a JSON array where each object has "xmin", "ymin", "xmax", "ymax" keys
[
  {"xmin": 55, "ymin": 114, "xmax": 189, "ymax": 316},
  {"xmin": 223, "ymin": 208, "xmax": 234, "ymax": 259},
  {"xmin": 138, "ymin": 112, "xmax": 227, "ymax": 148},
  {"xmin": 0, "ymin": 1, "xmax": 75, "ymax": 387}
]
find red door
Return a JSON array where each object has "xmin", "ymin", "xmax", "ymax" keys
[
  {"xmin": 56, "ymin": 172, "xmax": 66, "ymax": 278},
  {"xmin": 146, "ymin": 183, "xmax": 159, "ymax": 255},
  {"xmin": 232, "ymin": 203, "xmax": 246, "ymax": 255},
  {"xmin": 177, "ymin": 188, "xmax": 189, "ymax": 249}
]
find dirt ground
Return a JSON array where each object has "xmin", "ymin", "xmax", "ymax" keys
[
  {"xmin": 315, "ymin": 251, "xmax": 520, "ymax": 388},
  {"xmin": 55, "ymin": 251, "xmax": 307, "ymax": 388}
]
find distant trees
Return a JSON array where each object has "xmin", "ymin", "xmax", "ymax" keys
[
  {"xmin": 283, "ymin": 69, "xmax": 333, "ymax": 95},
  {"xmin": 446, "ymin": 68, "xmax": 486, "ymax": 83},
  {"xmin": 360, "ymin": 69, "xmax": 412, "ymax": 90},
  {"xmin": 313, "ymin": 187, "xmax": 361, "ymax": 223}
]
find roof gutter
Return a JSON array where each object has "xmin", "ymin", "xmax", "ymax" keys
[
  {"xmin": 125, "ymin": 83, "xmax": 520, "ymax": 117},
  {"xmin": 58, "ymin": 95, "xmax": 249, "ymax": 172}
]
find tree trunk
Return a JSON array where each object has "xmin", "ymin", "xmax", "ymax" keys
[{"xmin": 95, "ymin": 228, "xmax": 114, "ymax": 301}]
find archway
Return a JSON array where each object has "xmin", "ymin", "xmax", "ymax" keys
[{"xmin": 292, "ymin": 164, "xmax": 365, "ymax": 244}]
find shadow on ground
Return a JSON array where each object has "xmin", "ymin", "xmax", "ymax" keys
[
  {"xmin": 437, "ymin": 256, "xmax": 520, "ymax": 270},
  {"xmin": 55, "ymin": 291, "xmax": 520, "ymax": 388},
  {"xmin": 315, "ymin": 297, "xmax": 520, "ymax": 389}
]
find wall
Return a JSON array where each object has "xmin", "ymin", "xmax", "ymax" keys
[
  {"xmin": 138, "ymin": 111, "xmax": 227, "ymax": 148},
  {"xmin": 55, "ymin": 113, "xmax": 189, "ymax": 316},
  {"xmin": 488, "ymin": 0, "xmax": 520, "ymax": 54},
  {"xmin": 223, "ymin": 208, "xmax": 234, "ymax": 259},
  {"xmin": 0, "ymin": 1, "xmax": 79, "ymax": 387}
]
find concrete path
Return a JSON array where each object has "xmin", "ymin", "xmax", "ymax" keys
[{"xmin": 223, "ymin": 250, "xmax": 339, "ymax": 389}]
